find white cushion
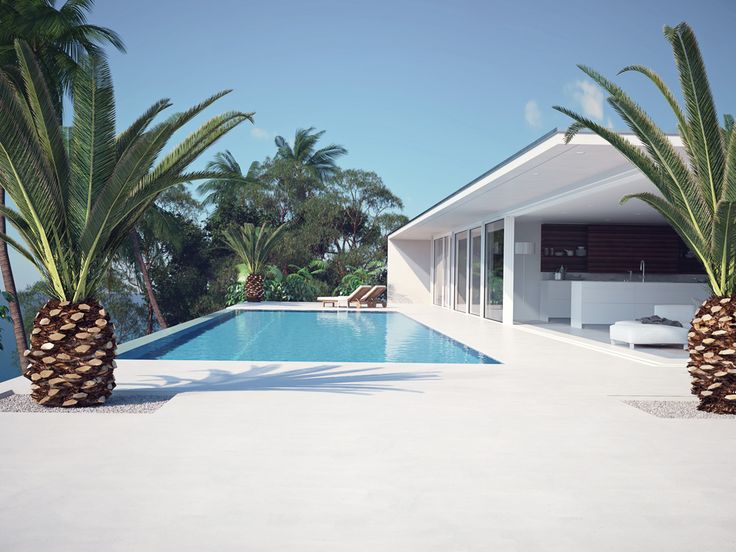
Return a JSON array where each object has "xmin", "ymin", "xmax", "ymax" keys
[{"xmin": 609, "ymin": 322, "xmax": 688, "ymax": 346}]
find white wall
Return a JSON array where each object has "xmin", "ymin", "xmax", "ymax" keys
[
  {"xmin": 387, "ymin": 239, "xmax": 431, "ymax": 305},
  {"xmin": 513, "ymin": 219, "xmax": 543, "ymax": 323}
]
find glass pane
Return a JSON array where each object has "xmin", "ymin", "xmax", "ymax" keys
[
  {"xmin": 469, "ymin": 228, "xmax": 482, "ymax": 315},
  {"xmin": 455, "ymin": 232, "xmax": 468, "ymax": 311},
  {"xmin": 485, "ymin": 221, "xmax": 504, "ymax": 321}
]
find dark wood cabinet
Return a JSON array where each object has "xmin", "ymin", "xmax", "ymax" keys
[
  {"xmin": 587, "ymin": 225, "xmax": 679, "ymax": 273},
  {"xmin": 540, "ymin": 224, "xmax": 704, "ymax": 274},
  {"xmin": 540, "ymin": 224, "xmax": 587, "ymax": 272}
]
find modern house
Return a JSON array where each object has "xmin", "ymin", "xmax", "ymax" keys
[{"xmin": 387, "ymin": 130, "xmax": 711, "ymax": 330}]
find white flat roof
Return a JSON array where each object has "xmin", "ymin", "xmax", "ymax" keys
[{"xmin": 391, "ymin": 130, "xmax": 682, "ymax": 240}]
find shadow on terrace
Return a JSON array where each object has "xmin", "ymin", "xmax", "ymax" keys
[{"xmin": 117, "ymin": 364, "xmax": 440, "ymax": 397}]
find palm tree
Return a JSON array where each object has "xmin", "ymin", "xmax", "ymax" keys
[
  {"xmin": 274, "ymin": 127, "xmax": 347, "ymax": 182},
  {"xmin": 222, "ymin": 223, "xmax": 287, "ymax": 302},
  {"xmin": 0, "ymin": 41, "xmax": 252, "ymax": 406},
  {"xmin": 0, "ymin": 0, "xmax": 125, "ymax": 368},
  {"xmin": 553, "ymin": 22, "xmax": 736, "ymax": 414},
  {"xmin": 124, "ymin": 203, "xmax": 186, "ymax": 332},
  {"xmin": 0, "ymin": 0, "xmax": 125, "ymax": 108},
  {"xmin": 197, "ymin": 150, "xmax": 262, "ymax": 208}
]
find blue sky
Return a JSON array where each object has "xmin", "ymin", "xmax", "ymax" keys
[{"xmin": 5, "ymin": 0, "xmax": 735, "ymax": 289}]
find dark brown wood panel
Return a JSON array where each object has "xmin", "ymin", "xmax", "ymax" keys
[
  {"xmin": 587, "ymin": 225, "xmax": 679, "ymax": 273},
  {"xmin": 540, "ymin": 224, "xmax": 705, "ymax": 274},
  {"xmin": 540, "ymin": 224, "xmax": 587, "ymax": 272}
]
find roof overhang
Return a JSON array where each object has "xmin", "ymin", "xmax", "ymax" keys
[{"xmin": 390, "ymin": 130, "xmax": 683, "ymax": 240}]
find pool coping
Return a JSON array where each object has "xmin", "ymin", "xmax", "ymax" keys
[{"xmin": 117, "ymin": 303, "xmax": 499, "ymax": 364}]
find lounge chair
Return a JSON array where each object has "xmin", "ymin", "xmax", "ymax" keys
[
  {"xmin": 318, "ymin": 285, "xmax": 372, "ymax": 308},
  {"xmin": 350, "ymin": 285, "xmax": 387, "ymax": 308}
]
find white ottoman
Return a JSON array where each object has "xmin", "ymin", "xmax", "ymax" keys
[
  {"xmin": 609, "ymin": 304, "xmax": 694, "ymax": 349},
  {"xmin": 609, "ymin": 321, "xmax": 689, "ymax": 349}
]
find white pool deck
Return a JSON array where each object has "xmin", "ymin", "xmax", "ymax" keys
[{"xmin": 1, "ymin": 302, "xmax": 735, "ymax": 551}]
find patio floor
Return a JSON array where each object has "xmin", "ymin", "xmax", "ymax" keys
[{"xmin": 0, "ymin": 303, "xmax": 734, "ymax": 551}]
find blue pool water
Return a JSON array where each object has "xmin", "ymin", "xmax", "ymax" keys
[{"xmin": 120, "ymin": 310, "xmax": 498, "ymax": 364}]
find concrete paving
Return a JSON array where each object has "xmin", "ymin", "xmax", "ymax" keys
[{"xmin": 0, "ymin": 303, "xmax": 734, "ymax": 551}]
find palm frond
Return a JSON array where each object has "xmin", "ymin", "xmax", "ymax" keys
[
  {"xmin": 665, "ymin": 23, "xmax": 725, "ymax": 211},
  {"xmin": 555, "ymin": 22, "xmax": 734, "ymax": 295}
]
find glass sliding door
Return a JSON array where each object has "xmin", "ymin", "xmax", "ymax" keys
[
  {"xmin": 432, "ymin": 236, "xmax": 450, "ymax": 307},
  {"xmin": 469, "ymin": 227, "xmax": 482, "ymax": 315},
  {"xmin": 484, "ymin": 220, "xmax": 504, "ymax": 321},
  {"xmin": 454, "ymin": 231, "xmax": 468, "ymax": 312}
]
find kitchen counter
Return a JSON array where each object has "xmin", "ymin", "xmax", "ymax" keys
[{"xmin": 568, "ymin": 281, "xmax": 710, "ymax": 328}]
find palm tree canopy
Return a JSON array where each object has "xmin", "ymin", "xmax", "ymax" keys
[
  {"xmin": 274, "ymin": 127, "xmax": 347, "ymax": 181},
  {"xmin": 197, "ymin": 151, "xmax": 262, "ymax": 207},
  {"xmin": 553, "ymin": 22, "xmax": 736, "ymax": 297},
  {"xmin": 0, "ymin": 0, "xmax": 125, "ymax": 104},
  {"xmin": 0, "ymin": 40, "xmax": 253, "ymax": 301},
  {"xmin": 222, "ymin": 222, "xmax": 287, "ymax": 276}
]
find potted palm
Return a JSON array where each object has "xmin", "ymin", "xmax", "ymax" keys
[
  {"xmin": 223, "ymin": 223, "xmax": 287, "ymax": 302},
  {"xmin": 0, "ymin": 41, "xmax": 252, "ymax": 406},
  {"xmin": 554, "ymin": 22, "xmax": 736, "ymax": 414}
]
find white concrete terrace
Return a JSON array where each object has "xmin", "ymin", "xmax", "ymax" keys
[{"xmin": 0, "ymin": 302, "xmax": 734, "ymax": 551}]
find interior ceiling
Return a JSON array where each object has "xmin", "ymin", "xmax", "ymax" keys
[
  {"xmin": 393, "ymin": 137, "xmax": 671, "ymax": 239},
  {"xmin": 520, "ymin": 175, "xmax": 666, "ymax": 225}
]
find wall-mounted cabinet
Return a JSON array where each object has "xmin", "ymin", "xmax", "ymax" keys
[{"xmin": 540, "ymin": 224, "xmax": 705, "ymax": 274}]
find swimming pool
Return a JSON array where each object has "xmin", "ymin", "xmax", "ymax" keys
[{"xmin": 120, "ymin": 310, "xmax": 498, "ymax": 364}]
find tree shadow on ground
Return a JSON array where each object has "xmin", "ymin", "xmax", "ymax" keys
[{"xmin": 119, "ymin": 364, "xmax": 440, "ymax": 396}]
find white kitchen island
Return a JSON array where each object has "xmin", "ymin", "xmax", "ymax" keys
[{"xmin": 568, "ymin": 281, "xmax": 710, "ymax": 328}]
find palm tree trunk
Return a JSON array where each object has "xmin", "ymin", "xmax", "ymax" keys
[
  {"xmin": 0, "ymin": 188, "xmax": 28, "ymax": 369},
  {"xmin": 129, "ymin": 230, "xmax": 168, "ymax": 330},
  {"xmin": 146, "ymin": 301, "xmax": 154, "ymax": 335}
]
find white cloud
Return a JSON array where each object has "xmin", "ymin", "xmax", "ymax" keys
[
  {"xmin": 524, "ymin": 100, "xmax": 542, "ymax": 128},
  {"xmin": 570, "ymin": 80, "xmax": 605, "ymax": 121},
  {"xmin": 250, "ymin": 127, "xmax": 273, "ymax": 140},
  {"xmin": 606, "ymin": 117, "xmax": 614, "ymax": 130}
]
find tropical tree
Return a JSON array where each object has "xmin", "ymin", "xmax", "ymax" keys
[
  {"xmin": 553, "ymin": 22, "xmax": 736, "ymax": 414},
  {"xmin": 122, "ymin": 201, "xmax": 187, "ymax": 332},
  {"xmin": 0, "ymin": 0, "xmax": 125, "ymax": 107},
  {"xmin": 222, "ymin": 223, "xmax": 287, "ymax": 302},
  {"xmin": 197, "ymin": 150, "xmax": 263, "ymax": 208},
  {"xmin": 274, "ymin": 127, "xmax": 347, "ymax": 183},
  {"xmin": 334, "ymin": 260, "xmax": 386, "ymax": 296},
  {"xmin": 0, "ymin": 41, "xmax": 252, "ymax": 406},
  {"xmin": 0, "ymin": 0, "xmax": 125, "ymax": 369},
  {"xmin": 329, "ymin": 169, "xmax": 404, "ymax": 253}
]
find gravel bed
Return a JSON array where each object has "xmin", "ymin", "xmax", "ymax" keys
[
  {"xmin": 625, "ymin": 400, "xmax": 736, "ymax": 419},
  {"xmin": 0, "ymin": 392, "xmax": 175, "ymax": 414}
]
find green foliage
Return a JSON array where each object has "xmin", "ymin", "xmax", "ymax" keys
[
  {"xmin": 0, "ymin": 291, "xmax": 11, "ymax": 350},
  {"xmin": 222, "ymin": 223, "xmax": 288, "ymax": 277},
  {"xmin": 0, "ymin": 40, "xmax": 252, "ymax": 301},
  {"xmin": 553, "ymin": 22, "xmax": 736, "ymax": 296},
  {"xmin": 274, "ymin": 127, "xmax": 347, "ymax": 183},
  {"xmin": 0, "ymin": 0, "xmax": 125, "ymax": 108},
  {"xmin": 333, "ymin": 260, "xmax": 386, "ymax": 296},
  {"xmin": 148, "ymin": 215, "xmax": 214, "ymax": 325},
  {"xmin": 225, "ymin": 260, "xmax": 328, "ymax": 304}
]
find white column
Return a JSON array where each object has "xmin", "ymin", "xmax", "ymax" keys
[
  {"xmin": 479, "ymin": 224, "xmax": 486, "ymax": 318},
  {"xmin": 502, "ymin": 215, "xmax": 515, "ymax": 325}
]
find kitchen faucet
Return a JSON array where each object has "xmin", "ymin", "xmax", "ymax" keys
[{"xmin": 640, "ymin": 259, "xmax": 646, "ymax": 283}]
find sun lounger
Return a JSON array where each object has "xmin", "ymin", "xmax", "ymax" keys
[
  {"xmin": 318, "ymin": 285, "xmax": 372, "ymax": 308},
  {"xmin": 350, "ymin": 285, "xmax": 387, "ymax": 308}
]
